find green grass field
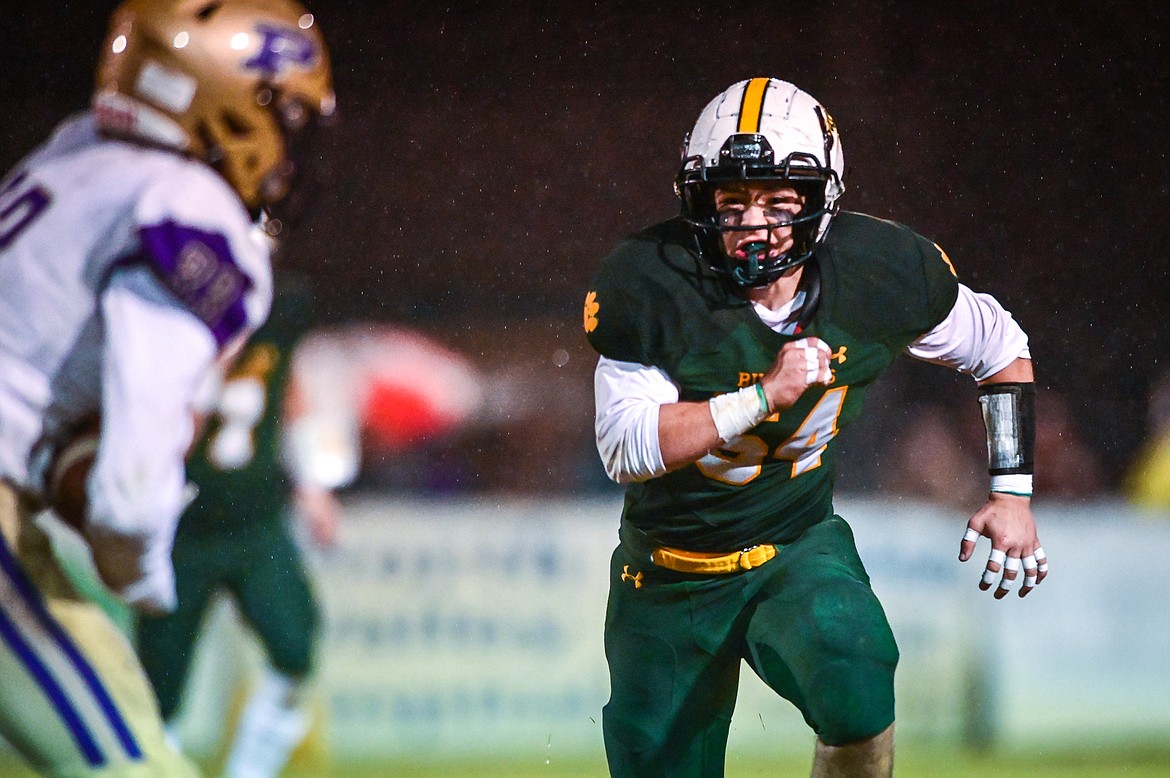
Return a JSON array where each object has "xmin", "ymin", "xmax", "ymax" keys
[
  {"xmin": 286, "ymin": 745, "xmax": 1170, "ymax": 777},
  {"xmin": 289, "ymin": 744, "xmax": 1170, "ymax": 777},
  {"xmin": 5, "ymin": 742, "xmax": 1167, "ymax": 777}
]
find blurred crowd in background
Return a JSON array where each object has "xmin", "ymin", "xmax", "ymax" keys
[
  {"xmin": 6, "ymin": 1, "xmax": 1170, "ymax": 512},
  {"xmin": 297, "ymin": 319, "xmax": 1170, "ymax": 514}
]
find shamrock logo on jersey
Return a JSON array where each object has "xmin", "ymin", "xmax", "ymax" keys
[{"xmin": 583, "ymin": 291, "xmax": 600, "ymax": 333}]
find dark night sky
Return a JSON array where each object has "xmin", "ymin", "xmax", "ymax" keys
[{"xmin": 5, "ymin": 1, "xmax": 1169, "ymax": 490}]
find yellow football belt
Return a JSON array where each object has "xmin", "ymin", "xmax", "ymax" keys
[{"xmin": 651, "ymin": 544, "xmax": 777, "ymax": 574}]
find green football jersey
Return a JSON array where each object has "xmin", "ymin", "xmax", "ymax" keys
[
  {"xmin": 180, "ymin": 278, "xmax": 314, "ymax": 536},
  {"xmin": 585, "ymin": 212, "xmax": 959, "ymax": 553}
]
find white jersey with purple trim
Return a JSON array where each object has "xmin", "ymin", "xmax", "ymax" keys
[
  {"xmin": 0, "ymin": 112, "xmax": 272, "ymax": 611},
  {"xmin": 0, "ymin": 113, "xmax": 247, "ymax": 775},
  {"xmin": 0, "ymin": 112, "xmax": 271, "ymax": 487}
]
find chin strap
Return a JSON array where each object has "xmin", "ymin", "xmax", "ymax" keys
[{"xmin": 794, "ymin": 259, "xmax": 821, "ymax": 333}]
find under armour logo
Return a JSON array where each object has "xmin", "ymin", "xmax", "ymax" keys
[
  {"xmin": 831, "ymin": 346, "xmax": 848, "ymax": 364},
  {"xmin": 621, "ymin": 565, "xmax": 643, "ymax": 589}
]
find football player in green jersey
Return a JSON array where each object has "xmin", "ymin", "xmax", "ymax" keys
[
  {"xmin": 584, "ymin": 77, "xmax": 1047, "ymax": 777},
  {"xmin": 136, "ymin": 276, "xmax": 356, "ymax": 778}
]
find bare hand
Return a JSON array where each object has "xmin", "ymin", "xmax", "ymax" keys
[
  {"xmin": 295, "ymin": 485, "xmax": 342, "ymax": 548},
  {"xmin": 759, "ymin": 337, "xmax": 833, "ymax": 412},
  {"xmin": 958, "ymin": 493, "xmax": 1048, "ymax": 598}
]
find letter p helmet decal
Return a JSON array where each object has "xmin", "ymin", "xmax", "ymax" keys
[{"xmin": 245, "ymin": 24, "xmax": 319, "ymax": 76}]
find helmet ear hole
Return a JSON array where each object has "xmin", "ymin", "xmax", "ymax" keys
[
  {"xmin": 220, "ymin": 111, "xmax": 252, "ymax": 138},
  {"xmin": 195, "ymin": 121, "xmax": 223, "ymax": 163},
  {"xmin": 195, "ymin": 3, "xmax": 221, "ymax": 21}
]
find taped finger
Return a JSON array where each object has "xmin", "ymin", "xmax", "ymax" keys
[
  {"xmin": 816, "ymin": 340, "xmax": 833, "ymax": 382},
  {"xmin": 981, "ymin": 547, "xmax": 1006, "ymax": 588},
  {"xmin": 1034, "ymin": 545, "xmax": 1049, "ymax": 574},
  {"xmin": 804, "ymin": 345, "xmax": 819, "ymax": 385},
  {"xmin": 963, "ymin": 528, "xmax": 982, "ymax": 544},
  {"xmin": 1022, "ymin": 554, "xmax": 1038, "ymax": 588},
  {"xmin": 996, "ymin": 556, "xmax": 1021, "ymax": 596}
]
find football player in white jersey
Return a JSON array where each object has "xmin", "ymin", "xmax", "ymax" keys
[{"xmin": 0, "ymin": 1, "xmax": 334, "ymax": 774}]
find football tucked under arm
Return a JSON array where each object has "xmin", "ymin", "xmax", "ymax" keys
[
  {"xmin": 78, "ymin": 264, "xmax": 218, "ymax": 615},
  {"xmin": 47, "ymin": 422, "xmax": 101, "ymax": 532}
]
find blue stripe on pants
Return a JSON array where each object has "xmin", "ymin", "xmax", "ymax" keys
[
  {"xmin": 0, "ymin": 600, "xmax": 106, "ymax": 766},
  {"xmin": 0, "ymin": 533, "xmax": 143, "ymax": 760}
]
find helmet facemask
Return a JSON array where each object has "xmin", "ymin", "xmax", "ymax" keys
[
  {"xmin": 680, "ymin": 146, "xmax": 834, "ymax": 287},
  {"xmin": 246, "ymin": 90, "xmax": 335, "ymax": 235}
]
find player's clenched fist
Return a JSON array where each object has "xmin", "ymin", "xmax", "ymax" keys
[{"xmin": 760, "ymin": 337, "xmax": 833, "ymax": 412}]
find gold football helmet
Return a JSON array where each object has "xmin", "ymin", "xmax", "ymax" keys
[{"xmin": 94, "ymin": 0, "xmax": 335, "ymax": 209}]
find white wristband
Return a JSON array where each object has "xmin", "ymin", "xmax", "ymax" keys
[
  {"xmin": 990, "ymin": 473, "xmax": 1033, "ymax": 497},
  {"xmin": 709, "ymin": 385, "xmax": 769, "ymax": 442}
]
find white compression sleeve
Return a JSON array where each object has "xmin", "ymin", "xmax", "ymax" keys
[
  {"xmin": 593, "ymin": 357, "xmax": 677, "ymax": 484},
  {"xmin": 905, "ymin": 284, "xmax": 1030, "ymax": 381}
]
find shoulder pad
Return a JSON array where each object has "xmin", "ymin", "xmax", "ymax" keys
[{"xmin": 136, "ymin": 220, "xmax": 253, "ymax": 347}]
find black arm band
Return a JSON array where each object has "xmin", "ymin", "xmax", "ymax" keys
[{"xmin": 977, "ymin": 382, "xmax": 1035, "ymax": 475}]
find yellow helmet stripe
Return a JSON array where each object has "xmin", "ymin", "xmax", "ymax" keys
[{"xmin": 737, "ymin": 78, "xmax": 769, "ymax": 133}]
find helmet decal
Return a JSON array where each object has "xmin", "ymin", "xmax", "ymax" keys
[
  {"xmin": 816, "ymin": 105, "xmax": 837, "ymax": 160},
  {"xmin": 245, "ymin": 24, "xmax": 319, "ymax": 77},
  {"xmin": 818, "ymin": 107, "xmax": 838, "ymax": 138}
]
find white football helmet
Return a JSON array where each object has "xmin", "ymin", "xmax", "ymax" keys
[
  {"xmin": 93, "ymin": 0, "xmax": 336, "ymax": 212},
  {"xmin": 676, "ymin": 78, "xmax": 845, "ymax": 286}
]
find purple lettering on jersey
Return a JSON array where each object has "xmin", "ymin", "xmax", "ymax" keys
[
  {"xmin": 0, "ymin": 171, "xmax": 27, "ymax": 196},
  {"xmin": 136, "ymin": 221, "xmax": 253, "ymax": 347},
  {"xmin": 0, "ymin": 172, "xmax": 52, "ymax": 250},
  {"xmin": 245, "ymin": 24, "xmax": 318, "ymax": 76}
]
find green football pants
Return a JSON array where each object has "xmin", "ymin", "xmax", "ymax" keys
[
  {"xmin": 135, "ymin": 523, "xmax": 319, "ymax": 720},
  {"xmin": 602, "ymin": 516, "xmax": 899, "ymax": 778}
]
